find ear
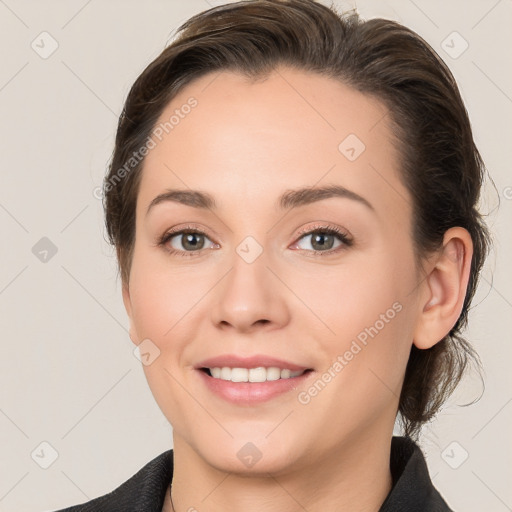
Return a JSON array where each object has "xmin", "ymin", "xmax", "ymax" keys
[
  {"xmin": 122, "ymin": 282, "xmax": 139, "ymax": 346},
  {"xmin": 413, "ymin": 227, "xmax": 473, "ymax": 350}
]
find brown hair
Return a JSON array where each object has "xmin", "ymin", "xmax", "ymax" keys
[{"xmin": 103, "ymin": 0, "xmax": 490, "ymax": 439}]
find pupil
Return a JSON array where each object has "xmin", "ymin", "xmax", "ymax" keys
[
  {"xmin": 183, "ymin": 233, "xmax": 204, "ymax": 250},
  {"xmin": 312, "ymin": 233, "xmax": 333, "ymax": 250}
]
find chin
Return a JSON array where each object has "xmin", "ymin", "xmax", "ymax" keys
[{"xmin": 188, "ymin": 428, "xmax": 302, "ymax": 476}]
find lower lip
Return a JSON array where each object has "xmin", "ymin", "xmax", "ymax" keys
[{"xmin": 196, "ymin": 369, "xmax": 313, "ymax": 405}]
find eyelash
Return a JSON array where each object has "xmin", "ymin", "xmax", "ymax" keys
[
  {"xmin": 157, "ymin": 223, "xmax": 353, "ymax": 258},
  {"xmin": 294, "ymin": 224, "xmax": 353, "ymax": 257}
]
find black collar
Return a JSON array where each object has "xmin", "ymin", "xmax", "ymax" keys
[{"xmin": 379, "ymin": 436, "xmax": 453, "ymax": 511}]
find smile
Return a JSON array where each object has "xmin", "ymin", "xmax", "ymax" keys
[
  {"xmin": 195, "ymin": 355, "xmax": 314, "ymax": 404},
  {"xmin": 204, "ymin": 366, "xmax": 306, "ymax": 382}
]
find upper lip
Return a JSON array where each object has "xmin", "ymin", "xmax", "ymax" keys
[{"xmin": 196, "ymin": 355, "xmax": 311, "ymax": 372}]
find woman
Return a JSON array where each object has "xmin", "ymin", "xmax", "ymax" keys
[{"xmin": 55, "ymin": 0, "xmax": 490, "ymax": 510}]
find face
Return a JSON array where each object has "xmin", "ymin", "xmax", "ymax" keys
[{"xmin": 123, "ymin": 66, "xmax": 424, "ymax": 475}]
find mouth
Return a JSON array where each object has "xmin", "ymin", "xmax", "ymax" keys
[
  {"xmin": 194, "ymin": 355, "xmax": 314, "ymax": 404},
  {"xmin": 199, "ymin": 366, "xmax": 310, "ymax": 382}
]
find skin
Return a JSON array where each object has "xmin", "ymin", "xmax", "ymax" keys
[{"xmin": 122, "ymin": 66, "xmax": 473, "ymax": 512}]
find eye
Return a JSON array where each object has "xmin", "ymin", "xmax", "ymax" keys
[
  {"xmin": 157, "ymin": 223, "xmax": 352, "ymax": 258},
  {"xmin": 290, "ymin": 224, "xmax": 352, "ymax": 256},
  {"xmin": 158, "ymin": 225, "xmax": 218, "ymax": 257}
]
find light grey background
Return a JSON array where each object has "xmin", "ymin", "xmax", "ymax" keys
[{"xmin": 0, "ymin": 1, "xmax": 510, "ymax": 511}]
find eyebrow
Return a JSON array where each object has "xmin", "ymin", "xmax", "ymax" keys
[{"xmin": 146, "ymin": 184, "xmax": 374, "ymax": 215}]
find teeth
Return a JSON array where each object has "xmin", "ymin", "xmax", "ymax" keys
[
  {"xmin": 248, "ymin": 367, "xmax": 267, "ymax": 382},
  {"xmin": 207, "ymin": 366, "xmax": 305, "ymax": 382},
  {"xmin": 211, "ymin": 367, "xmax": 222, "ymax": 379},
  {"xmin": 265, "ymin": 367, "xmax": 281, "ymax": 381},
  {"xmin": 231, "ymin": 368, "xmax": 248, "ymax": 382}
]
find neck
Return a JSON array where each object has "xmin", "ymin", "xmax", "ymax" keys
[{"xmin": 166, "ymin": 430, "xmax": 394, "ymax": 512}]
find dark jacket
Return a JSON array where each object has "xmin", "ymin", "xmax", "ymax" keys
[{"xmin": 53, "ymin": 436, "xmax": 453, "ymax": 511}]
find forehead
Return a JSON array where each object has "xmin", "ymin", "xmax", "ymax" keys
[{"xmin": 138, "ymin": 66, "xmax": 409, "ymax": 221}]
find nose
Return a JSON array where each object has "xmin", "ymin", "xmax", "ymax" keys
[{"xmin": 210, "ymin": 247, "xmax": 290, "ymax": 334}]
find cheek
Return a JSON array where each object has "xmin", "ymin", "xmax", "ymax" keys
[
  {"xmin": 303, "ymin": 249, "xmax": 417, "ymax": 393},
  {"xmin": 294, "ymin": 275, "xmax": 415, "ymax": 442},
  {"xmin": 127, "ymin": 247, "xmax": 220, "ymax": 399},
  {"xmin": 127, "ymin": 254, "xmax": 207, "ymax": 428},
  {"xmin": 291, "ymin": 250, "xmax": 416, "ymax": 343},
  {"xmin": 128, "ymin": 244, "xmax": 207, "ymax": 341}
]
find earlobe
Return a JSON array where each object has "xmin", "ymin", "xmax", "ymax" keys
[
  {"xmin": 413, "ymin": 227, "xmax": 473, "ymax": 350},
  {"xmin": 122, "ymin": 283, "xmax": 139, "ymax": 346}
]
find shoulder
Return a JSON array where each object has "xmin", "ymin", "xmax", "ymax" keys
[{"xmin": 51, "ymin": 449, "xmax": 173, "ymax": 512}]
